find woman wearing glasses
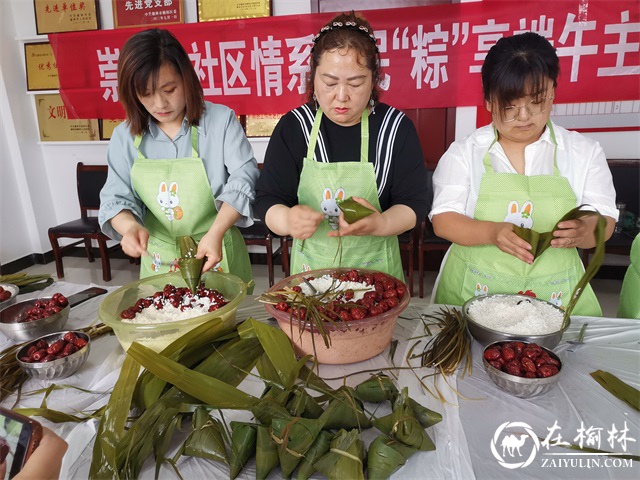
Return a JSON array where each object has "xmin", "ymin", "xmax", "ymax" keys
[{"xmin": 430, "ymin": 32, "xmax": 617, "ymax": 315}]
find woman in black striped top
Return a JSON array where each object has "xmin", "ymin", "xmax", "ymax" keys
[{"xmin": 254, "ymin": 11, "xmax": 429, "ymax": 276}]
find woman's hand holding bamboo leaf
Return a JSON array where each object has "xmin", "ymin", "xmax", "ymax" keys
[
  {"xmin": 287, "ymin": 205, "xmax": 324, "ymax": 239},
  {"xmin": 196, "ymin": 230, "xmax": 223, "ymax": 272},
  {"xmin": 490, "ymin": 222, "xmax": 533, "ymax": 264},
  {"xmin": 552, "ymin": 215, "xmax": 603, "ymax": 249}
]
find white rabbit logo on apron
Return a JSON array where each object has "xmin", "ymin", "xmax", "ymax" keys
[
  {"xmin": 504, "ymin": 200, "xmax": 534, "ymax": 229},
  {"xmin": 320, "ymin": 187, "xmax": 345, "ymax": 230},
  {"xmin": 157, "ymin": 181, "xmax": 183, "ymax": 222}
]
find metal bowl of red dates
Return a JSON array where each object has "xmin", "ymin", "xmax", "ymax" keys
[
  {"xmin": 482, "ymin": 340, "xmax": 562, "ymax": 398},
  {"xmin": 16, "ymin": 330, "xmax": 90, "ymax": 380},
  {"xmin": 0, "ymin": 293, "xmax": 70, "ymax": 342}
]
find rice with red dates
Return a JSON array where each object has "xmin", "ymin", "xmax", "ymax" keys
[
  {"xmin": 120, "ymin": 284, "xmax": 229, "ymax": 324},
  {"xmin": 468, "ymin": 296, "xmax": 563, "ymax": 335}
]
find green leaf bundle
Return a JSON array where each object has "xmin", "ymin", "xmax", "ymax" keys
[
  {"xmin": 178, "ymin": 235, "xmax": 204, "ymax": 293},
  {"xmin": 337, "ymin": 197, "xmax": 375, "ymax": 224}
]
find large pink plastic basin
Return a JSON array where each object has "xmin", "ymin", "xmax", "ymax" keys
[{"xmin": 264, "ymin": 268, "xmax": 410, "ymax": 364}]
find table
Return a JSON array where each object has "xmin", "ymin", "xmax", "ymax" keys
[{"xmin": 1, "ymin": 282, "xmax": 639, "ymax": 479}]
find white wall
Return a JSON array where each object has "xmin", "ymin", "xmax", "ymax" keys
[{"xmin": 0, "ymin": 0, "xmax": 638, "ymax": 266}]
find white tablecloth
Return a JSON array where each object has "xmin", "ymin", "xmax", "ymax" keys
[{"xmin": 1, "ymin": 282, "xmax": 639, "ymax": 479}]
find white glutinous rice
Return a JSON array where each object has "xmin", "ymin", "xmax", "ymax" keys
[
  {"xmin": 468, "ymin": 296, "xmax": 563, "ymax": 335},
  {"xmin": 124, "ymin": 301, "xmax": 213, "ymax": 324},
  {"xmin": 299, "ymin": 275, "xmax": 374, "ymax": 301},
  {"xmin": 121, "ymin": 286, "xmax": 228, "ymax": 324}
]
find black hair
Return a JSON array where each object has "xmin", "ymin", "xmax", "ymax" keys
[
  {"xmin": 306, "ymin": 11, "xmax": 381, "ymax": 107},
  {"xmin": 482, "ymin": 32, "xmax": 559, "ymax": 116},
  {"xmin": 117, "ymin": 28, "xmax": 204, "ymax": 136}
]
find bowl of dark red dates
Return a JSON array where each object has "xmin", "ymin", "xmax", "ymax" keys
[
  {"xmin": 482, "ymin": 340, "xmax": 562, "ymax": 398},
  {"xmin": 0, "ymin": 293, "xmax": 69, "ymax": 342},
  {"xmin": 0, "ymin": 283, "xmax": 20, "ymax": 310},
  {"xmin": 16, "ymin": 330, "xmax": 90, "ymax": 380}
]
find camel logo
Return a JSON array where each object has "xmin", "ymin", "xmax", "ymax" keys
[{"xmin": 490, "ymin": 421, "xmax": 540, "ymax": 469}]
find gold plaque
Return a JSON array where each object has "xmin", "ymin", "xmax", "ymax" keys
[
  {"xmin": 245, "ymin": 114, "xmax": 282, "ymax": 137},
  {"xmin": 25, "ymin": 42, "xmax": 59, "ymax": 91},
  {"xmin": 198, "ymin": 0, "xmax": 270, "ymax": 21},
  {"xmin": 99, "ymin": 119, "xmax": 124, "ymax": 140},
  {"xmin": 34, "ymin": 0, "xmax": 100, "ymax": 35},
  {"xmin": 35, "ymin": 94, "xmax": 99, "ymax": 142}
]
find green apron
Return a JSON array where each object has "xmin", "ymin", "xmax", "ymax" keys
[
  {"xmin": 290, "ymin": 108, "xmax": 404, "ymax": 280},
  {"xmin": 618, "ymin": 233, "xmax": 640, "ymax": 319},
  {"xmin": 434, "ymin": 122, "xmax": 601, "ymax": 316},
  {"xmin": 130, "ymin": 127, "xmax": 253, "ymax": 291}
]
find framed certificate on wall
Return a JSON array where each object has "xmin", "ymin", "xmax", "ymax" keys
[
  {"xmin": 34, "ymin": 0, "xmax": 100, "ymax": 35},
  {"xmin": 197, "ymin": 0, "xmax": 270, "ymax": 21},
  {"xmin": 24, "ymin": 42, "xmax": 59, "ymax": 91},
  {"xmin": 112, "ymin": 0, "xmax": 184, "ymax": 28},
  {"xmin": 99, "ymin": 119, "xmax": 125, "ymax": 141},
  {"xmin": 245, "ymin": 114, "xmax": 282, "ymax": 137},
  {"xmin": 35, "ymin": 94, "xmax": 99, "ymax": 142}
]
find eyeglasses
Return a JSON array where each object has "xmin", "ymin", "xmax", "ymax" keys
[{"xmin": 497, "ymin": 97, "xmax": 554, "ymax": 123}]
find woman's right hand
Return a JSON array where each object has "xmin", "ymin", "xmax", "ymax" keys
[
  {"xmin": 110, "ymin": 211, "xmax": 149, "ymax": 258},
  {"xmin": 120, "ymin": 224, "xmax": 150, "ymax": 258},
  {"xmin": 287, "ymin": 205, "xmax": 324, "ymax": 240},
  {"xmin": 491, "ymin": 222, "xmax": 534, "ymax": 264}
]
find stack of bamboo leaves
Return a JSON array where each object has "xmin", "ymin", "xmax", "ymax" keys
[
  {"xmin": 0, "ymin": 273, "xmax": 53, "ymax": 293},
  {"xmin": 90, "ymin": 316, "xmax": 442, "ymax": 479}
]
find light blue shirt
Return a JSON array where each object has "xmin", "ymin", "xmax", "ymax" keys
[{"xmin": 99, "ymin": 102, "xmax": 259, "ymax": 240}]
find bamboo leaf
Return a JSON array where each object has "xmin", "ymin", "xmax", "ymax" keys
[
  {"xmin": 367, "ymin": 434, "xmax": 418, "ymax": 480},
  {"xmin": 127, "ymin": 342, "xmax": 257, "ymax": 409},
  {"xmin": 135, "ymin": 317, "xmax": 235, "ymax": 409},
  {"xmin": 296, "ymin": 430, "xmax": 334, "ymax": 480},
  {"xmin": 182, "ymin": 408, "xmax": 228, "ymax": 465},
  {"xmin": 319, "ymin": 386, "xmax": 371, "ymax": 430},
  {"xmin": 313, "ymin": 429, "xmax": 365, "ymax": 480},
  {"xmin": 90, "ymin": 354, "xmax": 141, "ymax": 479},
  {"xmin": 271, "ymin": 416, "xmax": 323, "ymax": 478},
  {"xmin": 12, "ymin": 408, "xmax": 98, "ymax": 423},
  {"xmin": 178, "ymin": 235, "xmax": 204, "ymax": 293},
  {"xmin": 353, "ymin": 373, "xmax": 398, "ymax": 403},
  {"xmin": 590, "ymin": 370, "xmax": 640, "ymax": 412},
  {"xmin": 154, "ymin": 413, "xmax": 184, "ymax": 479},
  {"xmin": 256, "ymin": 425, "xmax": 279, "ymax": 480},
  {"xmin": 337, "ymin": 197, "xmax": 375, "ymax": 224},
  {"xmin": 238, "ymin": 318, "xmax": 300, "ymax": 390},
  {"xmin": 229, "ymin": 422, "xmax": 257, "ymax": 480}
]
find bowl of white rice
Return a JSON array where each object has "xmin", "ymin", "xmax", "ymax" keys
[
  {"xmin": 99, "ymin": 271, "xmax": 247, "ymax": 352},
  {"xmin": 462, "ymin": 294, "xmax": 569, "ymax": 349}
]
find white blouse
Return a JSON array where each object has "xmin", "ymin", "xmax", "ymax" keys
[{"xmin": 430, "ymin": 122, "xmax": 619, "ymax": 221}]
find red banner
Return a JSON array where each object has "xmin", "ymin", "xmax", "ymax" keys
[{"xmin": 49, "ymin": 1, "xmax": 640, "ymax": 119}]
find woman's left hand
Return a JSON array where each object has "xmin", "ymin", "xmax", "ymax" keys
[
  {"xmin": 196, "ymin": 231, "xmax": 223, "ymax": 272},
  {"xmin": 551, "ymin": 216, "xmax": 597, "ymax": 249},
  {"xmin": 327, "ymin": 197, "xmax": 381, "ymax": 237}
]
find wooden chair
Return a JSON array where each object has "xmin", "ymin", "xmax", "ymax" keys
[
  {"xmin": 239, "ymin": 219, "xmax": 284, "ymax": 287},
  {"xmin": 398, "ymin": 228, "xmax": 416, "ymax": 296},
  {"xmin": 48, "ymin": 163, "xmax": 114, "ymax": 282},
  {"xmin": 581, "ymin": 159, "xmax": 639, "ymax": 268},
  {"xmin": 418, "ymin": 216, "xmax": 451, "ymax": 298},
  {"xmin": 280, "ymin": 236, "xmax": 292, "ymax": 278}
]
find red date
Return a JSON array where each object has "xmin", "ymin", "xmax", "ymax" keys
[
  {"xmin": 485, "ymin": 341, "xmax": 560, "ymax": 379},
  {"xmin": 21, "ymin": 334, "xmax": 88, "ymax": 364}
]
